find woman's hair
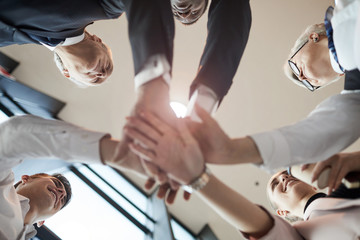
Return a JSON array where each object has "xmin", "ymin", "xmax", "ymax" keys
[{"xmin": 284, "ymin": 23, "xmax": 340, "ymax": 88}]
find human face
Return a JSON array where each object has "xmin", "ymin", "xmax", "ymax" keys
[
  {"xmin": 60, "ymin": 33, "xmax": 113, "ymax": 85},
  {"xmin": 267, "ymin": 170, "xmax": 315, "ymax": 213},
  {"xmin": 17, "ymin": 175, "xmax": 67, "ymax": 219},
  {"xmin": 289, "ymin": 35, "xmax": 338, "ymax": 88},
  {"xmin": 171, "ymin": 0, "xmax": 207, "ymax": 24}
]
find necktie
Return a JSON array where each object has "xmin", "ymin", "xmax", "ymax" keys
[{"xmin": 324, "ymin": 6, "xmax": 344, "ymax": 72}]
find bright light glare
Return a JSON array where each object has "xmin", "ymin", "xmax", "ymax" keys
[
  {"xmin": 0, "ymin": 111, "xmax": 9, "ymax": 124},
  {"xmin": 170, "ymin": 102, "xmax": 187, "ymax": 118}
]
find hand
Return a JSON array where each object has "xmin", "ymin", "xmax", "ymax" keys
[
  {"xmin": 145, "ymin": 179, "xmax": 191, "ymax": 204},
  {"xmin": 124, "ymin": 111, "xmax": 205, "ymax": 185},
  {"xmin": 186, "ymin": 105, "xmax": 234, "ymax": 164},
  {"xmin": 312, "ymin": 151, "xmax": 360, "ymax": 194}
]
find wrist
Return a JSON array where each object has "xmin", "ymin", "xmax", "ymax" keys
[
  {"xmin": 182, "ymin": 166, "xmax": 211, "ymax": 193},
  {"xmin": 100, "ymin": 136, "xmax": 121, "ymax": 165}
]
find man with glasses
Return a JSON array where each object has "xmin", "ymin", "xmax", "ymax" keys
[{"xmin": 285, "ymin": 0, "xmax": 360, "ymax": 91}]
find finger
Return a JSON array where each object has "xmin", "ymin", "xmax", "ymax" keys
[
  {"xmin": 185, "ymin": 117, "xmax": 202, "ymax": 134},
  {"xmin": 126, "ymin": 117, "xmax": 162, "ymax": 141},
  {"xmin": 155, "ymin": 170, "xmax": 169, "ymax": 185},
  {"xmin": 176, "ymin": 118, "xmax": 196, "ymax": 144},
  {"xmin": 328, "ymin": 168, "xmax": 338, "ymax": 193},
  {"xmin": 165, "ymin": 189, "xmax": 178, "ymax": 205},
  {"xmin": 124, "ymin": 127, "xmax": 157, "ymax": 149},
  {"xmin": 157, "ymin": 183, "xmax": 171, "ymax": 199},
  {"xmin": 169, "ymin": 179, "xmax": 180, "ymax": 190},
  {"xmin": 183, "ymin": 191, "xmax": 191, "ymax": 201},
  {"xmin": 140, "ymin": 158, "xmax": 159, "ymax": 177},
  {"xmin": 195, "ymin": 104, "xmax": 216, "ymax": 127},
  {"xmin": 311, "ymin": 161, "xmax": 329, "ymax": 183},
  {"xmin": 129, "ymin": 143, "xmax": 156, "ymax": 161},
  {"xmin": 301, "ymin": 164, "xmax": 310, "ymax": 171},
  {"xmin": 140, "ymin": 111, "xmax": 175, "ymax": 135},
  {"xmin": 334, "ymin": 167, "xmax": 348, "ymax": 190},
  {"xmin": 144, "ymin": 178, "xmax": 156, "ymax": 190}
]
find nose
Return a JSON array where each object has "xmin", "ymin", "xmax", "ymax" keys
[{"xmin": 281, "ymin": 174, "xmax": 289, "ymax": 182}]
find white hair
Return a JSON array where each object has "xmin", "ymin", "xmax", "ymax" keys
[{"xmin": 284, "ymin": 23, "xmax": 340, "ymax": 89}]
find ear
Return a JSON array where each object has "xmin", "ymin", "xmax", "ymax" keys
[
  {"xmin": 62, "ymin": 69, "xmax": 70, "ymax": 78},
  {"xmin": 92, "ymin": 35, "xmax": 103, "ymax": 43},
  {"xmin": 21, "ymin": 175, "xmax": 30, "ymax": 184},
  {"xmin": 309, "ymin": 32, "xmax": 320, "ymax": 43},
  {"xmin": 276, "ymin": 209, "xmax": 290, "ymax": 217},
  {"xmin": 37, "ymin": 220, "xmax": 45, "ymax": 228}
]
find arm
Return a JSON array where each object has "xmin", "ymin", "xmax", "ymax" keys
[
  {"xmin": 0, "ymin": 115, "xmax": 155, "ymax": 177},
  {"xmin": 251, "ymin": 93, "xmax": 360, "ymax": 171},
  {"xmin": 197, "ymin": 174, "xmax": 273, "ymax": 237},
  {"xmin": 190, "ymin": 0, "xmax": 251, "ymax": 100},
  {"xmin": 188, "ymin": 105, "xmax": 263, "ymax": 165},
  {"xmin": 124, "ymin": 111, "xmax": 304, "ymax": 239}
]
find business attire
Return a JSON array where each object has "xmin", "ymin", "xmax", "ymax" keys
[
  {"xmin": 0, "ymin": 0, "xmax": 174, "ymax": 77},
  {"xmin": 189, "ymin": 0, "xmax": 252, "ymax": 100},
  {"xmin": 250, "ymin": 0, "xmax": 360, "ymax": 172},
  {"xmin": 243, "ymin": 186, "xmax": 360, "ymax": 240},
  {"xmin": 0, "ymin": 115, "xmax": 107, "ymax": 240}
]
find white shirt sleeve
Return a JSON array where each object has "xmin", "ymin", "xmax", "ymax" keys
[
  {"xmin": 134, "ymin": 54, "xmax": 171, "ymax": 90},
  {"xmin": 0, "ymin": 115, "xmax": 108, "ymax": 174},
  {"xmin": 251, "ymin": 92, "xmax": 360, "ymax": 172}
]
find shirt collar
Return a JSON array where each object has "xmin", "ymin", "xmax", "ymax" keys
[{"xmin": 42, "ymin": 33, "xmax": 85, "ymax": 51}]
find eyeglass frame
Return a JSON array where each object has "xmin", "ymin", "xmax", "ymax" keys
[{"xmin": 288, "ymin": 40, "xmax": 320, "ymax": 92}]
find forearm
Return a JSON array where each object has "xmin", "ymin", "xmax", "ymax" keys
[
  {"xmin": 251, "ymin": 93, "xmax": 360, "ymax": 171},
  {"xmin": 190, "ymin": 0, "xmax": 251, "ymax": 99},
  {"xmin": 223, "ymin": 137, "xmax": 263, "ymax": 165},
  {"xmin": 196, "ymin": 174, "xmax": 273, "ymax": 236},
  {"xmin": 0, "ymin": 115, "xmax": 106, "ymax": 164}
]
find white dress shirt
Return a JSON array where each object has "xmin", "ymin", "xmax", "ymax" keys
[
  {"xmin": 0, "ymin": 115, "xmax": 107, "ymax": 240},
  {"xmin": 332, "ymin": 0, "xmax": 360, "ymax": 71},
  {"xmin": 251, "ymin": 92, "xmax": 360, "ymax": 172},
  {"xmin": 251, "ymin": 0, "xmax": 360, "ymax": 172}
]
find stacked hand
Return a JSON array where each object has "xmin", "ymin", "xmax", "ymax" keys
[{"xmin": 311, "ymin": 151, "xmax": 360, "ymax": 193}]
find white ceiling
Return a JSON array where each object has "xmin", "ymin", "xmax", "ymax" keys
[{"xmin": 3, "ymin": 0, "xmax": 360, "ymax": 239}]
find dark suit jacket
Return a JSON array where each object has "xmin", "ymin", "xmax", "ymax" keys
[
  {"xmin": 0, "ymin": 0, "xmax": 175, "ymax": 76},
  {"xmin": 190, "ymin": 0, "xmax": 252, "ymax": 100}
]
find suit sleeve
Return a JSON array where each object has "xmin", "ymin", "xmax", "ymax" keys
[
  {"xmin": 0, "ymin": 21, "xmax": 36, "ymax": 47},
  {"xmin": 190, "ymin": 0, "xmax": 252, "ymax": 101},
  {"xmin": 123, "ymin": 0, "xmax": 175, "ymax": 76}
]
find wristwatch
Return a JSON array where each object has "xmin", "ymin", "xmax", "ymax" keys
[{"xmin": 182, "ymin": 167, "xmax": 211, "ymax": 193}]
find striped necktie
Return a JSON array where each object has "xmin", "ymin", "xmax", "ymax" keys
[{"xmin": 324, "ymin": 6, "xmax": 344, "ymax": 72}]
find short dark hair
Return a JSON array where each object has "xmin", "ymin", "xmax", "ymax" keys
[
  {"xmin": 181, "ymin": 0, "xmax": 209, "ymax": 26},
  {"xmin": 14, "ymin": 173, "xmax": 72, "ymax": 209}
]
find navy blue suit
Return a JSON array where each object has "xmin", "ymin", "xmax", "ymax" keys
[
  {"xmin": 0, "ymin": 0, "xmax": 252, "ymax": 101},
  {"xmin": 0, "ymin": 0, "xmax": 175, "ymax": 76}
]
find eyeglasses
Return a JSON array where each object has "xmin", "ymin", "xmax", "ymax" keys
[{"xmin": 288, "ymin": 40, "xmax": 320, "ymax": 92}]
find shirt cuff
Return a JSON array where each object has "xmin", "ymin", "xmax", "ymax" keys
[
  {"xmin": 186, "ymin": 84, "xmax": 219, "ymax": 122},
  {"xmin": 250, "ymin": 131, "xmax": 291, "ymax": 173},
  {"xmin": 134, "ymin": 54, "xmax": 171, "ymax": 90}
]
